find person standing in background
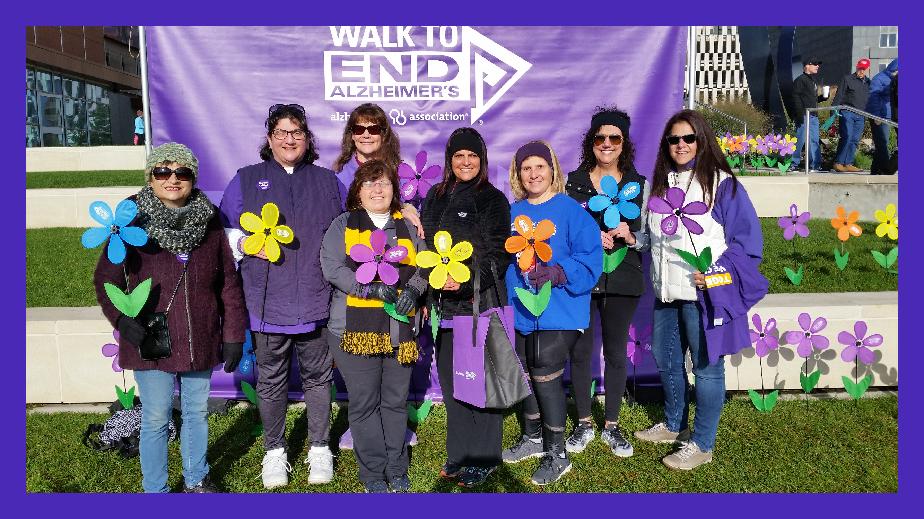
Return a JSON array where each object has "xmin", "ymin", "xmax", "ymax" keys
[
  {"xmin": 790, "ymin": 56, "xmax": 829, "ymax": 172},
  {"xmin": 832, "ymin": 59, "xmax": 871, "ymax": 173},
  {"xmin": 134, "ymin": 109, "xmax": 145, "ymax": 145},
  {"xmin": 866, "ymin": 59, "xmax": 898, "ymax": 175}
]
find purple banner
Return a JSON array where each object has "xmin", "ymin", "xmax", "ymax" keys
[{"xmin": 147, "ymin": 26, "xmax": 685, "ymax": 399}]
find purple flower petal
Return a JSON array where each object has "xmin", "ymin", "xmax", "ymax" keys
[
  {"xmin": 749, "ymin": 330, "xmax": 760, "ymax": 343},
  {"xmin": 101, "ymin": 343, "xmax": 119, "ymax": 356},
  {"xmin": 756, "ymin": 340, "xmax": 769, "ymax": 357},
  {"xmin": 857, "ymin": 347, "xmax": 875, "ymax": 365},
  {"xmin": 417, "ymin": 179, "xmax": 433, "ymax": 197},
  {"xmin": 796, "ymin": 339, "xmax": 813, "ymax": 358},
  {"xmin": 794, "ymin": 224, "xmax": 810, "ymax": 238},
  {"xmin": 355, "ymin": 262, "xmax": 379, "ymax": 284},
  {"xmin": 415, "ymin": 150, "xmax": 427, "ymax": 172},
  {"xmin": 785, "ymin": 330, "xmax": 803, "ymax": 345},
  {"xmin": 797, "ymin": 313, "xmax": 811, "ymax": 332},
  {"xmin": 370, "ymin": 230, "xmax": 388, "ymax": 255},
  {"xmin": 782, "ymin": 225, "xmax": 796, "ymax": 241},
  {"xmin": 383, "ymin": 245, "xmax": 408, "ymax": 263},
  {"xmin": 838, "ymin": 331, "xmax": 857, "ymax": 346},
  {"xmin": 377, "ymin": 262, "xmax": 400, "ymax": 286},
  {"xmin": 765, "ymin": 318, "xmax": 777, "ymax": 334},
  {"xmin": 400, "ymin": 179, "xmax": 418, "ymax": 201},
  {"xmin": 796, "ymin": 212, "xmax": 811, "ymax": 225},
  {"xmin": 420, "ymin": 164, "xmax": 442, "ymax": 180},
  {"xmin": 811, "ymin": 335, "xmax": 830, "ymax": 350},
  {"xmin": 810, "ymin": 317, "xmax": 828, "ymax": 334},
  {"xmin": 682, "ymin": 201, "xmax": 709, "ymax": 215},
  {"xmin": 789, "ymin": 204, "xmax": 799, "ymax": 219},
  {"xmin": 111, "ymin": 357, "xmax": 123, "ymax": 372},
  {"xmin": 751, "ymin": 313, "xmax": 762, "ymax": 330},
  {"xmin": 666, "ymin": 187, "xmax": 685, "ymax": 209},
  {"xmin": 398, "ymin": 162, "xmax": 417, "ymax": 179},
  {"xmin": 660, "ymin": 215, "xmax": 679, "ymax": 235},
  {"xmin": 680, "ymin": 216, "xmax": 704, "ymax": 235},
  {"xmin": 854, "ymin": 321, "xmax": 868, "ymax": 341},
  {"xmin": 778, "ymin": 216, "xmax": 791, "ymax": 231},
  {"xmin": 862, "ymin": 334, "xmax": 883, "ymax": 347},
  {"xmin": 648, "ymin": 195, "xmax": 674, "ymax": 215},
  {"xmin": 349, "ymin": 243, "xmax": 374, "ymax": 263},
  {"xmin": 841, "ymin": 345, "xmax": 858, "ymax": 362},
  {"xmin": 765, "ymin": 334, "xmax": 779, "ymax": 350}
]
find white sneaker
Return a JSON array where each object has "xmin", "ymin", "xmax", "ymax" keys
[
  {"xmin": 305, "ymin": 446, "xmax": 334, "ymax": 484},
  {"xmin": 261, "ymin": 448, "xmax": 291, "ymax": 489}
]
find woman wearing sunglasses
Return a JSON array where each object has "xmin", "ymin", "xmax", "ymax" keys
[
  {"xmin": 635, "ymin": 109, "xmax": 766, "ymax": 470},
  {"xmin": 333, "ymin": 103, "xmax": 424, "ymax": 237},
  {"xmin": 551, "ymin": 106, "xmax": 648, "ymax": 459},
  {"xmin": 94, "ymin": 143, "xmax": 247, "ymax": 492},
  {"xmin": 219, "ymin": 103, "xmax": 343, "ymax": 489}
]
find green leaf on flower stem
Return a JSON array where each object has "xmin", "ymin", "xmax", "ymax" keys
[
  {"xmin": 104, "ymin": 278, "xmax": 152, "ymax": 318},
  {"xmin": 241, "ymin": 380, "xmax": 259, "ymax": 407},
  {"xmin": 833, "ymin": 248, "xmax": 849, "ymax": 271},
  {"xmin": 886, "ymin": 247, "xmax": 898, "ymax": 268},
  {"xmin": 748, "ymin": 389, "xmax": 765, "ymax": 411},
  {"xmin": 784, "ymin": 265, "xmax": 804, "ymax": 285},
  {"xmin": 800, "ymin": 370, "xmax": 821, "ymax": 393},
  {"xmin": 726, "ymin": 156, "xmax": 740, "ymax": 168},
  {"xmin": 407, "ymin": 399, "xmax": 433, "ymax": 424},
  {"xmin": 749, "ymin": 156, "xmax": 765, "ymax": 169},
  {"xmin": 430, "ymin": 305, "xmax": 441, "ymax": 342},
  {"xmin": 383, "ymin": 302, "xmax": 410, "ymax": 323},
  {"xmin": 115, "ymin": 385, "xmax": 135, "ymax": 410},
  {"xmin": 843, "ymin": 374, "xmax": 873, "ymax": 400},
  {"xmin": 777, "ymin": 158, "xmax": 793, "ymax": 173},
  {"xmin": 763, "ymin": 390, "xmax": 779, "ymax": 412},
  {"xmin": 871, "ymin": 250, "xmax": 888, "ymax": 268},
  {"xmin": 675, "ymin": 248, "xmax": 702, "ymax": 271},
  {"xmin": 699, "ymin": 247, "xmax": 712, "ymax": 272},
  {"xmin": 590, "ymin": 379, "xmax": 597, "ymax": 398},
  {"xmin": 514, "ymin": 282, "xmax": 552, "ymax": 317},
  {"xmin": 765, "ymin": 157, "xmax": 778, "ymax": 167},
  {"xmin": 603, "ymin": 246, "xmax": 628, "ymax": 274}
]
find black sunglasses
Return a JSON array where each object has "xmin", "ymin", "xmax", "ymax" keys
[
  {"xmin": 268, "ymin": 103, "xmax": 306, "ymax": 118},
  {"xmin": 666, "ymin": 133, "xmax": 697, "ymax": 145},
  {"xmin": 151, "ymin": 166, "xmax": 194, "ymax": 182},
  {"xmin": 593, "ymin": 134, "xmax": 623, "ymax": 146},
  {"xmin": 350, "ymin": 124, "xmax": 383, "ymax": 136}
]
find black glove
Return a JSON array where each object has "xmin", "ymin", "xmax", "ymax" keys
[
  {"xmin": 117, "ymin": 315, "xmax": 146, "ymax": 346},
  {"xmin": 394, "ymin": 285, "xmax": 422, "ymax": 315},
  {"xmin": 367, "ymin": 283, "xmax": 398, "ymax": 304},
  {"xmin": 222, "ymin": 342, "xmax": 244, "ymax": 373}
]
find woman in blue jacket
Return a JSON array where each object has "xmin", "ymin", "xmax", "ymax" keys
[{"xmin": 503, "ymin": 140, "xmax": 602, "ymax": 486}]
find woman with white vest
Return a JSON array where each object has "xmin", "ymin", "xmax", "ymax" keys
[{"xmin": 635, "ymin": 110, "xmax": 765, "ymax": 470}]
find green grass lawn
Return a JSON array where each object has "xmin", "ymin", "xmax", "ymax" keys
[
  {"xmin": 26, "ymin": 171, "xmax": 144, "ymax": 189},
  {"xmin": 26, "ymin": 395, "xmax": 897, "ymax": 493},
  {"xmin": 26, "ymin": 228, "xmax": 101, "ymax": 307}
]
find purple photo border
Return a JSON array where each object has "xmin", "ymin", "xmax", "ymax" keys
[{"xmin": 12, "ymin": 1, "xmax": 915, "ymax": 516}]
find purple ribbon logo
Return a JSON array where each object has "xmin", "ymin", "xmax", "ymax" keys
[{"xmin": 257, "ymin": 180, "xmax": 270, "ymax": 191}]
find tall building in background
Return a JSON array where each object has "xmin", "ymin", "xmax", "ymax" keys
[
  {"xmin": 690, "ymin": 26, "xmax": 751, "ymax": 105},
  {"xmin": 26, "ymin": 26, "xmax": 141, "ymax": 147}
]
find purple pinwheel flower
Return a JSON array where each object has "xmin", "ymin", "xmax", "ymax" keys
[
  {"xmin": 588, "ymin": 177, "xmax": 641, "ymax": 228},
  {"xmin": 81, "ymin": 200, "xmax": 148, "ymax": 264},
  {"xmin": 398, "ymin": 151, "xmax": 442, "ymax": 201},
  {"xmin": 784, "ymin": 312, "xmax": 830, "ymax": 358},
  {"xmin": 839, "ymin": 321, "xmax": 883, "ymax": 365},
  {"xmin": 647, "ymin": 187, "xmax": 709, "ymax": 236},
  {"xmin": 767, "ymin": 134, "xmax": 782, "ymax": 152},
  {"xmin": 749, "ymin": 314, "xmax": 779, "ymax": 357},
  {"xmin": 777, "ymin": 203, "xmax": 811, "ymax": 240},
  {"xmin": 755, "ymin": 135, "xmax": 771, "ymax": 155},
  {"xmin": 349, "ymin": 229, "xmax": 408, "ymax": 286},
  {"xmin": 101, "ymin": 329, "xmax": 122, "ymax": 372},
  {"xmin": 626, "ymin": 323, "xmax": 652, "ymax": 366}
]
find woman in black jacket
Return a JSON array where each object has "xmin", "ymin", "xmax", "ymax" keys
[
  {"xmin": 563, "ymin": 107, "xmax": 649, "ymax": 458},
  {"xmin": 419, "ymin": 127, "xmax": 511, "ymax": 488}
]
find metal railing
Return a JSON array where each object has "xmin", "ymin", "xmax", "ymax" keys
[
  {"xmin": 694, "ymin": 100, "xmax": 747, "ymax": 138},
  {"xmin": 802, "ymin": 105, "xmax": 898, "ymax": 175}
]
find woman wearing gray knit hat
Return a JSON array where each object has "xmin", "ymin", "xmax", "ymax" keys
[{"xmin": 94, "ymin": 142, "xmax": 247, "ymax": 493}]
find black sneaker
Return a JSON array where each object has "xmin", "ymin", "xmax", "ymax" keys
[
  {"xmin": 502, "ymin": 435, "xmax": 544, "ymax": 463},
  {"xmin": 565, "ymin": 422, "xmax": 595, "ymax": 453},
  {"xmin": 364, "ymin": 480, "xmax": 390, "ymax": 493},
  {"xmin": 184, "ymin": 474, "xmax": 220, "ymax": 493},
  {"xmin": 530, "ymin": 451, "xmax": 572, "ymax": 486},
  {"xmin": 456, "ymin": 465, "xmax": 496, "ymax": 488},
  {"xmin": 601, "ymin": 426, "xmax": 634, "ymax": 457},
  {"xmin": 388, "ymin": 473, "xmax": 411, "ymax": 493},
  {"xmin": 439, "ymin": 461, "xmax": 463, "ymax": 479}
]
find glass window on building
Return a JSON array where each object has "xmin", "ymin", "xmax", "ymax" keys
[
  {"xmin": 26, "ymin": 125, "xmax": 40, "ymax": 147},
  {"xmin": 39, "ymin": 95, "xmax": 63, "ymax": 128},
  {"xmin": 36, "ymin": 70, "xmax": 62, "ymax": 95},
  {"xmin": 27, "ymin": 67, "xmax": 113, "ymax": 147},
  {"xmin": 879, "ymin": 26, "xmax": 897, "ymax": 48}
]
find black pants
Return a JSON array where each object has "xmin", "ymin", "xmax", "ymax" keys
[
  {"xmin": 436, "ymin": 328, "xmax": 503, "ymax": 468},
  {"xmin": 329, "ymin": 332, "xmax": 413, "ymax": 484},
  {"xmin": 570, "ymin": 294, "xmax": 640, "ymax": 422},
  {"xmin": 515, "ymin": 330, "xmax": 582, "ymax": 452},
  {"xmin": 252, "ymin": 329, "xmax": 332, "ymax": 450}
]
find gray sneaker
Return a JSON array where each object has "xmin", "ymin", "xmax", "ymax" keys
[
  {"xmin": 565, "ymin": 423, "xmax": 595, "ymax": 453},
  {"xmin": 502, "ymin": 435, "xmax": 544, "ymax": 463},
  {"xmin": 633, "ymin": 422, "xmax": 691, "ymax": 444},
  {"xmin": 662, "ymin": 441, "xmax": 713, "ymax": 470},
  {"xmin": 601, "ymin": 427, "xmax": 634, "ymax": 457},
  {"xmin": 530, "ymin": 451, "xmax": 572, "ymax": 486}
]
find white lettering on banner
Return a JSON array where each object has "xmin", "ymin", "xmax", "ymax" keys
[{"xmin": 325, "ymin": 26, "xmax": 531, "ymax": 122}]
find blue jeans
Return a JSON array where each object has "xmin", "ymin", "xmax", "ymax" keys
[
  {"xmin": 651, "ymin": 300, "xmax": 725, "ymax": 452},
  {"xmin": 834, "ymin": 111, "xmax": 866, "ymax": 166},
  {"xmin": 793, "ymin": 115, "xmax": 820, "ymax": 169},
  {"xmin": 134, "ymin": 369, "xmax": 212, "ymax": 493}
]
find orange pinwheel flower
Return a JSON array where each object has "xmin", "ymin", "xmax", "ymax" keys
[
  {"xmin": 505, "ymin": 215, "xmax": 555, "ymax": 272},
  {"xmin": 830, "ymin": 206, "xmax": 862, "ymax": 242}
]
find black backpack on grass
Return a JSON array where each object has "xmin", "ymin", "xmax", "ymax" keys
[{"xmin": 82, "ymin": 404, "xmax": 177, "ymax": 458}]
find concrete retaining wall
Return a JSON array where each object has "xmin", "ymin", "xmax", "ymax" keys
[{"xmin": 27, "ymin": 146, "xmax": 146, "ymax": 172}]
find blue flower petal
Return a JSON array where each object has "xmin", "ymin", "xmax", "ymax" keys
[
  {"xmin": 617, "ymin": 200, "xmax": 641, "ymax": 220},
  {"xmin": 603, "ymin": 206, "xmax": 621, "ymax": 229},
  {"xmin": 599, "ymin": 175, "xmax": 620, "ymax": 197},
  {"xmin": 81, "ymin": 227, "xmax": 111, "ymax": 249},
  {"xmin": 88, "ymin": 201, "xmax": 114, "ymax": 227},
  {"xmin": 618, "ymin": 182, "xmax": 641, "ymax": 202},
  {"xmin": 119, "ymin": 226, "xmax": 149, "ymax": 247},
  {"xmin": 113, "ymin": 200, "xmax": 138, "ymax": 227},
  {"xmin": 107, "ymin": 235, "xmax": 127, "ymax": 264},
  {"xmin": 588, "ymin": 195, "xmax": 612, "ymax": 212}
]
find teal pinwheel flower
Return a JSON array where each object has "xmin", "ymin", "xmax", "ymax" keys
[{"xmin": 81, "ymin": 200, "xmax": 148, "ymax": 264}]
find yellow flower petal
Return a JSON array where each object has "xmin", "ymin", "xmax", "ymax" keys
[
  {"xmin": 240, "ymin": 212, "xmax": 264, "ymax": 234},
  {"xmin": 272, "ymin": 225, "xmax": 294, "ymax": 244},
  {"xmin": 875, "ymin": 210, "xmax": 887, "ymax": 223},
  {"xmin": 876, "ymin": 222, "xmax": 888, "ymax": 238},
  {"xmin": 447, "ymin": 261, "xmax": 471, "ymax": 283},
  {"xmin": 449, "ymin": 241, "xmax": 473, "ymax": 262},
  {"xmin": 264, "ymin": 236, "xmax": 281, "ymax": 262},
  {"xmin": 261, "ymin": 203, "xmax": 280, "ymax": 228},
  {"xmin": 886, "ymin": 203, "xmax": 897, "ymax": 219},
  {"xmin": 888, "ymin": 225, "xmax": 898, "ymax": 241},
  {"xmin": 433, "ymin": 231, "xmax": 453, "ymax": 256},
  {"xmin": 242, "ymin": 233, "xmax": 266, "ymax": 255},
  {"xmin": 416, "ymin": 250, "xmax": 441, "ymax": 269},
  {"xmin": 428, "ymin": 264, "xmax": 449, "ymax": 289}
]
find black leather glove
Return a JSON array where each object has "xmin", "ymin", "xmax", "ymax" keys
[
  {"xmin": 394, "ymin": 285, "xmax": 422, "ymax": 315},
  {"xmin": 367, "ymin": 283, "xmax": 398, "ymax": 304},
  {"xmin": 117, "ymin": 315, "xmax": 146, "ymax": 346},
  {"xmin": 222, "ymin": 342, "xmax": 244, "ymax": 373}
]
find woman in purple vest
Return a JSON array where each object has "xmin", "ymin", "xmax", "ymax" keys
[{"xmin": 219, "ymin": 104, "xmax": 343, "ymax": 489}]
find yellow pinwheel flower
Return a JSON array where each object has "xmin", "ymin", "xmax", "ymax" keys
[
  {"xmin": 239, "ymin": 202, "xmax": 294, "ymax": 262},
  {"xmin": 415, "ymin": 230, "xmax": 473, "ymax": 289},
  {"xmin": 875, "ymin": 203, "xmax": 898, "ymax": 240}
]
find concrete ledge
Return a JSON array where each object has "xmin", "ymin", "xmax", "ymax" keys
[
  {"xmin": 26, "ymin": 292, "xmax": 898, "ymax": 403},
  {"xmin": 26, "ymin": 187, "xmax": 138, "ymax": 229},
  {"xmin": 738, "ymin": 173, "xmax": 896, "ymax": 219},
  {"xmin": 27, "ymin": 146, "xmax": 145, "ymax": 172}
]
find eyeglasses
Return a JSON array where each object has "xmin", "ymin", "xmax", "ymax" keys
[
  {"xmin": 360, "ymin": 180, "xmax": 392, "ymax": 190},
  {"xmin": 271, "ymin": 128, "xmax": 307, "ymax": 141},
  {"xmin": 666, "ymin": 134, "xmax": 697, "ymax": 146},
  {"xmin": 268, "ymin": 103, "xmax": 305, "ymax": 118},
  {"xmin": 351, "ymin": 124, "xmax": 384, "ymax": 136},
  {"xmin": 593, "ymin": 134, "xmax": 623, "ymax": 146},
  {"xmin": 151, "ymin": 166, "xmax": 194, "ymax": 182}
]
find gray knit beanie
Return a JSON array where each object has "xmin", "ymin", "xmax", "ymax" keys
[{"xmin": 145, "ymin": 142, "xmax": 199, "ymax": 185}]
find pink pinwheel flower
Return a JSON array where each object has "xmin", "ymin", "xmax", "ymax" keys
[
  {"xmin": 839, "ymin": 321, "xmax": 883, "ymax": 365},
  {"xmin": 101, "ymin": 329, "xmax": 122, "ymax": 372},
  {"xmin": 626, "ymin": 324, "xmax": 652, "ymax": 366},
  {"xmin": 647, "ymin": 187, "xmax": 709, "ymax": 236},
  {"xmin": 349, "ymin": 229, "xmax": 408, "ymax": 286},
  {"xmin": 777, "ymin": 203, "xmax": 811, "ymax": 240},
  {"xmin": 749, "ymin": 314, "xmax": 779, "ymax": 357},
  {"xmin": 398, "ymin": 150, "xmax": 442, "ymax": 201},
  {"xmin": 784, "ymin": 312, "xmax": 830, "ymax": 358}
]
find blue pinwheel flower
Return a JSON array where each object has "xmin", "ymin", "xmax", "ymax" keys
[
  {"xmin": 80, "ymin": 200, "xmax": 148, "ymax": 264},
  {"xmin": 587, "ymin": 176, "xmax": 641, "ymax": 228}
]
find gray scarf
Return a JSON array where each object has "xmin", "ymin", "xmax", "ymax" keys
[{"xmin": 136, "ymin": 185, "xmax": 215, "ymax": 255}]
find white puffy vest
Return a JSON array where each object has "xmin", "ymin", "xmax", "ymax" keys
[{"xmin": 648, "ymin": 169, "xmax": 729, "ymax": 302}]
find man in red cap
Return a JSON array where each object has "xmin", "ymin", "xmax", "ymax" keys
[{"xmin": 832, "ymin": 58, "xmax": 872, "ymax": 172}]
